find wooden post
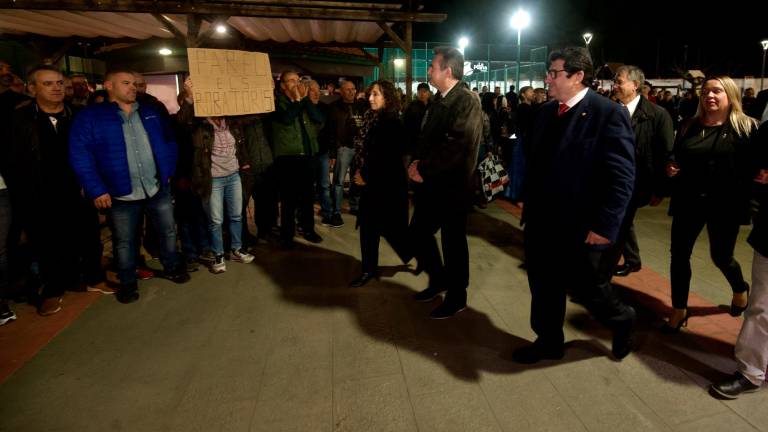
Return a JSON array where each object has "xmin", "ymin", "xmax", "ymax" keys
[{"xmin": 404, "ymin": 21, "xmax": 413, "ymax": 101}]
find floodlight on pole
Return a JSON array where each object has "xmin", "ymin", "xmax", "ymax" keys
[
  {"xmin": 458, "ymin": 36, "xmax": 469, "ymax": 55},
  {"xmin": 761, "ymin": 40, "xmax": 768, "ymax": 91},
  {"xmin": 394, "ymin": 58, "xmax": 405, "ymax": 88},
  {"xmin": 510, "ymin": 9, "xmax": 530, "ymax": 94}
]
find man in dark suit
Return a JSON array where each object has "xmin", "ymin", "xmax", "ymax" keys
[
  {"xmin": 408, "ymin": 46, "xmax": 483, "ymax": 319},
  {"xmin": 611, "ymin": 66, "xmax": 674, "ymax": 278},
  {"xmin": 514, "ymin": 47, "xmax": 636, "ymax": 363}
]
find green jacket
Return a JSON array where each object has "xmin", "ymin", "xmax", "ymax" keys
[{"xmin": 271, "ymin": 93, "xmax": 324, "ymax": 158}]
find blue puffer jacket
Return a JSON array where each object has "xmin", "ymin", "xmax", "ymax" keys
[{"xmin": 69, "ymin": 101, "xmax": 178, "ymax": 199}]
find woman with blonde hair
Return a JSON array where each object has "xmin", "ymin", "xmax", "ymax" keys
[{"xmin": 663, "ymin": 76, "xmax": 759, "ymax": 332}]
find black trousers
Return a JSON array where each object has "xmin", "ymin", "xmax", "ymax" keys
[
  {"xmin": 359, "ymin": 219, "xmax": 411, "ymax": 273},
  {"xmin": 525, "ymin": 225, "xmax": 635, "ymax": 347},
  {"xmin": 670, "ymin": 195, "xmax": 747, "ymax": 309},
  {"xmin": 596, "ymin": 205, "xmax": 639, "ymax": 299},
  {"xmin": 622, "ymin": 222, "xmax": 642, "ymax": 267},
  {"xmin": 409, "ymin": 197, "xmax": 469, "ymax": 303},
  {"xmin": 27, "ymin": 196, "xmax": 103, "ymax": 299},
  {"xmin": 275, "ymin": 156, "xmax": 315, "ymax": 241},
  {"xmin": 252, "ymin": 166, "xmax": 278, "ymax": 238}
]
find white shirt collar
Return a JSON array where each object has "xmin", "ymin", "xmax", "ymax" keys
[
  {"xmin": 624, "ymin": 95, "xmax": 641, "ymax": 117},
  {"xmin": 562, "ymin": 87, "xmax": 589, "ymax": 111}
]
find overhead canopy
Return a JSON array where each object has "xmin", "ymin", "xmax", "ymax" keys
[
  {"xmin": 0, "ymin": 1, "xmax": 445, "ymax": 96},
  {"xmin": 0, "ymin": 11, "xmax": 386, "ymax": 45}
]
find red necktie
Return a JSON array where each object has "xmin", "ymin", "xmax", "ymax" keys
[{"xmin": 558, "ymin": 103, "xmax": 569, "ymax": 116}]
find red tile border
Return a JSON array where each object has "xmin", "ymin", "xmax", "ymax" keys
[{"xmin": 0, "ymin": 291, "xmax": 102, "ymax": 384}]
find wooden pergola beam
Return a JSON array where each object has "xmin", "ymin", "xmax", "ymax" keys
[
  {"xmin": 0, "ymin": 1, "xmax": 447, "ymax": 23},
  {"xmin": 376, "ymin": 21, "xmax": 406, "ymax": 51},
  {"xmin": 151, "ymin": 13, "xmax": 186, "ymax": 43}
]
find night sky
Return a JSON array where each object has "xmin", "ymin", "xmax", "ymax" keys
[{"xmin": 413, "ymin": 0, "xmax": 767, "ymax": 79}]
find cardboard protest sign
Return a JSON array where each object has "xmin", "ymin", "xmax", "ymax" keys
[{"xmin": 187, "ymin": 48, "xmax": 275, "ymax": 116}]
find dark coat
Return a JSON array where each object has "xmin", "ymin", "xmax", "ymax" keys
[
  {"xmin": 523, "ymin": 89, "xmax": 636, "ymax": 244},
  {"xmin": 630, "ymin": 96, "xmax": 674, "ymax": 206},
  {"xmin": 7, "ymin": 101, "xmax": 81, "ymax": 209},
  {"xmin": 413, "ymin": 84, "xmax": 483, "ymax": 205},
  {"xmin": 177, "ymin": 101, "xmax": 250, "ymax": 198},
  {"xmin": 669, "ymin": 118, "xmax": 758, "ymax": 224},
  {"xmin": 748, "ymin": 122, "xmax": 768, "ymax": 257},
  {"xmin": 358, "ymin": 111, "xmax": 408, "ymax": 231}
]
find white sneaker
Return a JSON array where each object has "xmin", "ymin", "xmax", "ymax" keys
[
  {"xmin": 211, "ymin": 255, "xmax": 226, "ymax": 274},
  {"xmin": 231, "ymin": 248, "xmax": 255, "ymax": 264}
]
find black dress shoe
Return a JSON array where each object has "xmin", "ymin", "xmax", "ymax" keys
[
  {"xmin": 350, "ymin": 272, "xmax": 377, "ymax": 287},
  {"xmin": 614, "ymin": 263, "xmax": 641, "ymax": 277},
  {"xmin": 413, "ymin": 286, "xmax": 447, "ymax": 302},
  {"xmin": 303, "ymin": 231, "xmax": 323, "ymax": 244},
  {"xmin": 163, "ymin": 268, "xmax": 191, "ymax": 284},
  {"xmin": 710, "ymin": 372, "xmax": 761, "ymax": 399},
  {"xmin": 512, "ymin": 342, "xmax": 565, "ymax": 364},
  {"xmin": 429, "ymin": 299, "xmax": 467, "ymax": 319},
  {"xmin": 116, "ymin": 283, "xmax": 140, "ymax": 304},
  {"xmin": 612, "ymin": 319, "xmax": 635, "ymax": 360}
]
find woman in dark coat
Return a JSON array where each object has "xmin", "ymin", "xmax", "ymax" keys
[
  {"xmin": 663, "ymin": 75, "xmax": 759, "ymax": 332},
  {"xmin": 349, "ymin": 80, "xmax": 411, "ymax": 287}
]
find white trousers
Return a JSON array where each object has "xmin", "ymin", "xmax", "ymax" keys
[{"xmin": 735, "ymin": 250, "xmax": 768, "ymax": 385}]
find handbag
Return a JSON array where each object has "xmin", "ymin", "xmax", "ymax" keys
[{"xmin": 478, "ymin": 153, "xmax": 510, "ymax": 202}]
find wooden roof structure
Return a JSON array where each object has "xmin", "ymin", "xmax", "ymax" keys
[{"xmin": 0, "ymin": 0, "xmax": 447, "ymax": 97}]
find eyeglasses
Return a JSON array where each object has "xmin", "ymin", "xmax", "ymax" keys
[{"xmin": 547, "ymin": 69, "xmax": 566, "ymax": 79}]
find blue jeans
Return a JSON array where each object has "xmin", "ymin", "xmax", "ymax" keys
[
  {"xmin": 314, "ymin": 153, "xmax": 332, "ymax": 219},
  {"xmin": 332, "ymin": 146, "xmax": 358, "ymax": 215},
  {"xmin": 110, "ymin": 184, "xmax": 179, "ymax": 285},
  {"xmin": 204, "ymin": 172, "xmax": 243, "ymax": 255}
]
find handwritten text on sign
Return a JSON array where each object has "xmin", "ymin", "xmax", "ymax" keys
[{"xmin": 187, "ymin": 48, "xmax": 275, "ymax": 116}]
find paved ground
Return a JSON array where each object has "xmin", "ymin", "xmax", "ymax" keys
[{"xmin": 0, "ymin": 201, "xmax": 766, "ymax": 431}]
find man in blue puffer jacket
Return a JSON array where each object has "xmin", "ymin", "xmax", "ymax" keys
[{"xmin": 70, "ymin": 69, "xmax": 189, "ymax": 303}]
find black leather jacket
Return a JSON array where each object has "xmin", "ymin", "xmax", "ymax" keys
[{"xmin": 413, "ymin": 85, "xmax": 483, "ymax": 200}]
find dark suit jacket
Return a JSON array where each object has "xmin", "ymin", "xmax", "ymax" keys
[
  {"xmin": 523, "ymin": 89, "xmax": 635, "ymax": 244},
  {"xmin": 630, "ymin": 96, "xmax": 674, "ymax": 206}
]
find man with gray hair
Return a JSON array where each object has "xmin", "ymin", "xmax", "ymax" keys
[
  {"xmin": 611, "ymin": 65, "xmax": 674, "ymax": 278},
  {"xmin": 408, "ymin": 46, "xmax": 483, "ymax": 319}
]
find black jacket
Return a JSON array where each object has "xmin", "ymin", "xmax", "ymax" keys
[
  {"xmin": 630, "ymin": 96, "xmax": 674, "ymax": 206},
  {"xmin": 323, "ymin": 98, "xmax": 367, "ymax": 159},
  {"xmin": 670, "ymin": 119, "xmax": 758, "ymax": 224},
  {"xmin": 7, "ymin": 101, "xmax": 81, "ymax": 206},
  {"xmin": 414, "ymin": 85, "xmax": 483, "ymax": 203},
  {"xmin": 748, "ymin": 122, "xmax": 768, "ymax": 256},
  {"xmin": 358, "ymin": 111, "xmax": 408, "ymax": 231}
]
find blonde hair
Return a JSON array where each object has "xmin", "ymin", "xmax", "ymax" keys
[{"xmin": 695, "ymin": 76, "xmax": 756, "ymax": 137}]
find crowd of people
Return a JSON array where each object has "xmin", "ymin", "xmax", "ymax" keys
[{"xmin": 1, "ymin": 45, "xmax": 768, "ymax": 400}]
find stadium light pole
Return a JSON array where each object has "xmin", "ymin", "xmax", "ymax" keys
[
  {"xmin": 458, "ymin": 36, "xmax": 469, "ymax": 55},
  {"xmin": 761, "ymin": 39, "xmax": 768, "ymax": 91},
  {"xmin": 511, "ymin": 9, "xmax": 531, "ymax": 94},
  {"xmin": 583, "ymin": 32, "xmax": 593, "ymax": 57}
]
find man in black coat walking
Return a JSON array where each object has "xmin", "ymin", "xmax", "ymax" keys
[
  {"xmin": 610, "ymin": 65, "xmax": 674, "ymax": 279},
  {"xmin": 408, "ymin": 46, "xmax": 483, "ymax": 319}
]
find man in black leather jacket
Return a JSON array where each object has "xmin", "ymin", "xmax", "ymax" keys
[{"xmin": 408, "ymin": 46, "xmax": 483, "ymax": 319}]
